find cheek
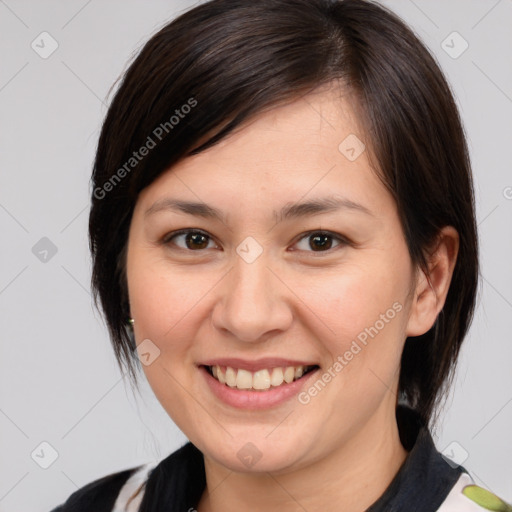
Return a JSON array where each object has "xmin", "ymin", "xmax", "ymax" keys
[
  {"xmin": 128, "ymin": 253, "xmax": 211, "ymax": 341},
  {"xmin": 127, "ymin": 259, "xmax": 206, "ymax": 432},
  {"xmin": 294, "ymin": 255, "xmax": 409, "ymax": 396},
  {"xmin": 303, "ymin": 262, "xmax": 407, "ymax": 342}
]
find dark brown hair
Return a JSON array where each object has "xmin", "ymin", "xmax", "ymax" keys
[{"xmin": 89, "ymin": 0, "xmax": 479, "ymax": 431}]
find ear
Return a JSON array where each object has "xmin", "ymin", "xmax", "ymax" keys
[{"xmin": 405, "ymin": 226, "xmax": 459, "ymax": 337}]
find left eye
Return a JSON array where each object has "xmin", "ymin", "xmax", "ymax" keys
[{"xmin": 293, "ymin": 231, "xmax": 347, "ymax": 253}]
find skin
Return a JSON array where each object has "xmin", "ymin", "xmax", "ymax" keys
[{"xmin": 125, "ymin": 83, "xmax": 459, "ymax": 512}]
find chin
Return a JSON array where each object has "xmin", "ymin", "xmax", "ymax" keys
[{"xmin": 199, "ymin": 433, "xmax": 312, "ymax": 474}]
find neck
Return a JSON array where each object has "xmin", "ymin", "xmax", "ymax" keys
[{"xmin": 196, "ymin": 402, "xmax": 409, "ymax": 512}]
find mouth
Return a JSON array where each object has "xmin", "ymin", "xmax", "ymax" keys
[{"xmin": 201, "ymin": 364, "xmax": 320, "ymax": 392}]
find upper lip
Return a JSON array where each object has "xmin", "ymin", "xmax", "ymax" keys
[{"xmin": 199, "ymin": 358, "xmax": 319, "ymax": 372}]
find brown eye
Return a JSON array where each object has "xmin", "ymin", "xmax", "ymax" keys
[
  {"xmin": 185, "ymin": 232, "xmax": 210, "ymax": 250},
  {"xmin": 293, "ymin": 231, "xmax": 347, "ymax": 253},
  {"xmin": 164, "ymin": 229, "xmax": 216, "ymax": 251},
  {"xmin": 309, "ymin": 233, "xmax": 333, "ymax": 251}
]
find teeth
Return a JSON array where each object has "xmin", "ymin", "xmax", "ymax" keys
[
  {"xmin": 209, "ymin": 364, "xmax": 314, "ymax": 391},
  {"xmin": 236, "ymin": 369, "xmax": 253, "ymax": 389},
  {"xmin": 270, "ymin": 367, "xmax": 284, "ymax": 387},
  {"xmin": 225, "ymin": 367, "xmax": 237, "ymax": 387},
  {"xmin": 284, "ymin": 366, "xmax": 295, "ymax": 383},
  {"xmin": 253, "ymin": 369, "xmax": 271, "ymax": 390}
]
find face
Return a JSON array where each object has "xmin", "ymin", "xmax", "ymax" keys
[{"xmin": 126, "ymin": 84, "xmax": 418, "ymax": 474}]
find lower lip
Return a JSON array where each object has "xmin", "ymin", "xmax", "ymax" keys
[{"xmin": 199, "ymin": 365, "xmax": 320, "ymax": 410}]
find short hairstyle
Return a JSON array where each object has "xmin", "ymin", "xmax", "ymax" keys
[{"xmin": 89, "ymin": 0, "xmax": 479, "ymax": 429}]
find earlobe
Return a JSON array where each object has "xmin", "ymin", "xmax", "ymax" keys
[{"xmin": 405, "ymin": 226, "xmax": 459, "ymax": 337}]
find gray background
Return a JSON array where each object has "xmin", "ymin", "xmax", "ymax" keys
[{"xmin": 0, "ymin": 1, "xmax": 511, "ymax": 511}]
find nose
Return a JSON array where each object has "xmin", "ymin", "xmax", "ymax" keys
[{"xmin": 211, "ymin": 252, "xmax": 293, "ymax": 343}]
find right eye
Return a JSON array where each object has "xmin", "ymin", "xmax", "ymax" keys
[{"xmin": 162, "ymin": 229, "xmax": 219, "ymax": 251}]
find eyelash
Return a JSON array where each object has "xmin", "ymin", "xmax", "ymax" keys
[{"xmin": 161, "ymin": 228, "xmax": 349, "ymax": 256}]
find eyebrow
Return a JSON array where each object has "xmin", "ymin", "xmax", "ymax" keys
[{"xmin": 144, "ymin": 195, "xmax": 374, "ymax": 223}]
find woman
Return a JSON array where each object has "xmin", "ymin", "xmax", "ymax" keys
[{"xmin": 50, "ymin": 0, "xmax": 511, "ymax": 511}]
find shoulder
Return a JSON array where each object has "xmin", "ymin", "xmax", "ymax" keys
[
  {"xmin": 49, "ymin": 441, "xmax": 204, "ymax": 512},
  {"xmin": 437, "ymin": 472, "xmax": 512, "ymax": 512},
  {"xmin": 49, "ymin": 461, "xmax": 158, "ymax": 512}
]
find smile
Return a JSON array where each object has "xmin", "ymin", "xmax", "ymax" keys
[{"xmin": 204, "ymin": 364, "xmax": 319, "ymax": 391}]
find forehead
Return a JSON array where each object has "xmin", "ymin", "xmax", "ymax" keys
[{"xmin": 135, "ymin": 85, "xmax": 391, "ymax": 219}]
